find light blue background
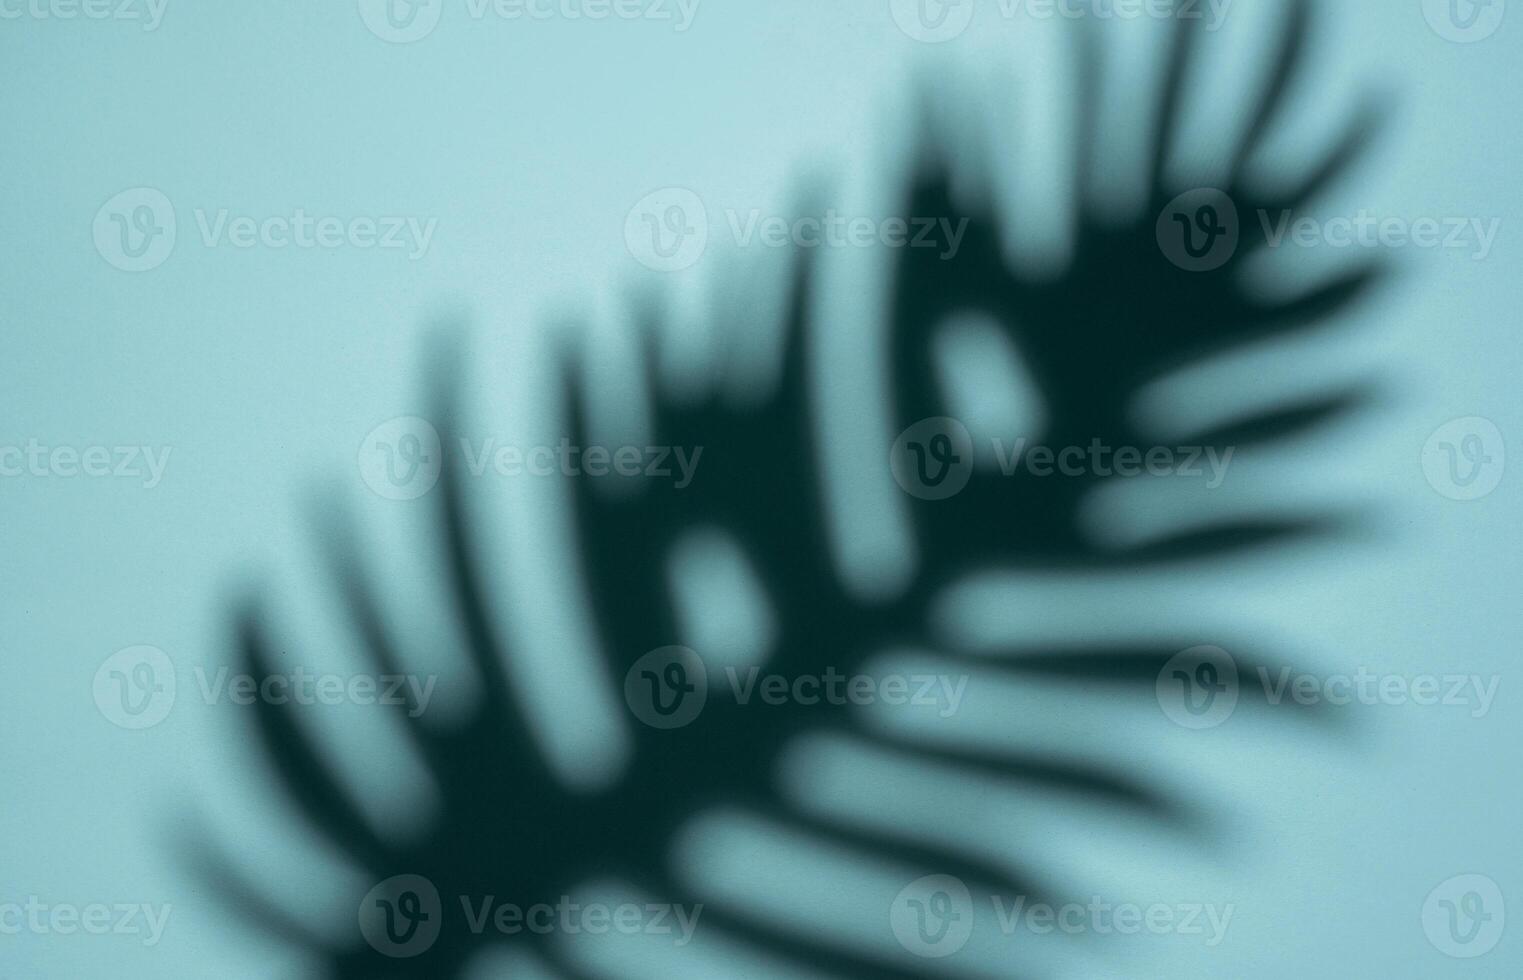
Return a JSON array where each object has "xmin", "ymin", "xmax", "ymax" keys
[{"xmin": 2, "ymin": 1, "xmax": 1519, "ymax": 976}]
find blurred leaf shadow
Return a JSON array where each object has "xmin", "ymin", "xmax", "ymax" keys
[{"xmin": 187, "ymin": 2, "xmax": 1392, "ymax": 976}]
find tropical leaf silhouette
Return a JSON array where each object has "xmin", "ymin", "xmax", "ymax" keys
[{"xmin": 192, "ymin": 3, "xmax": 1388, "ymax": 976}]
